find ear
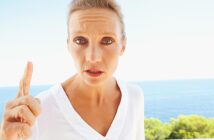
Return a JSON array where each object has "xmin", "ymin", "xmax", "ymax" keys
[{"xmin": 119, "ymin": 38, "xmax": 126, "ymax": 56}]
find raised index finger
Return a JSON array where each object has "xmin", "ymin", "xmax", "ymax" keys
[{"xmin": 17, "ymin": 61, "xmax": 33, "ymax": 97}]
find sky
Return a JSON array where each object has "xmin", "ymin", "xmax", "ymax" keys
[{"xmin": 0, "ymin": 0, "xmax": 214, "ymax": 86}]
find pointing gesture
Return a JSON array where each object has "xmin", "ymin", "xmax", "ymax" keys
[
  {"xmin": 0, "ymin": 62, "xmax": 41, "ymax": 140},
  {"xmin": 17, "ymin": 62, "xmax": 33, "ymax": 97}
]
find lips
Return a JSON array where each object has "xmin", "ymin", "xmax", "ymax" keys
[
  {"xmin": 86, "ymin": 69, "xmax": 103, "ymax": 73},
  {"xmin": 84, "ymin": 69, "xmax": 104, "ymax": 77}
]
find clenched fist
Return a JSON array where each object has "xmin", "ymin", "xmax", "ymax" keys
[{"xmin": 0, "ymin": 62, "xmax": 41, "ymax": 140}]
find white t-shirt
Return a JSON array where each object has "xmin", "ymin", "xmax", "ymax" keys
[{"xmin": 30, "ymin": 79, "xmax": 145, "ymax": 140}]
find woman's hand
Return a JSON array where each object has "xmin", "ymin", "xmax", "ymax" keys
[{"xmin": 0, "ymin": 62, "xmax": 41, "ymax": 140}]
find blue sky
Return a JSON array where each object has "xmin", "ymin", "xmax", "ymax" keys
[{"xmin": 0, "ymin": 0, "xmax": 214, "ymax": 86}]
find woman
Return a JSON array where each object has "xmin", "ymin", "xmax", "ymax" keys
[{"xmin": 0, "ymin": 0, "xmax": 145, "ymax": 139}]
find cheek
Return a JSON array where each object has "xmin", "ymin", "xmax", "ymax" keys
[
  {"xmin": 70, "ymin": 46, "xmax": 81, "ymax": 57},
  {"xmin": 107, "ymin": 56, "xmax": 119, "ymax": 75},
  {"xmin": 104, "ymin": 48, "xmax": 120, "ymax": 68},
  {"xmin": 70, "ymin": 48, "xmax": 84, "ymax": 68},
  {"xmin": 108, "ymin": 46, "xmax": 121, "ymax": 59}
]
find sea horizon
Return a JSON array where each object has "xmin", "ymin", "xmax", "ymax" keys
[{"xmin": 1, "ymin": 78, "xmax": 214, "ymax": 122}]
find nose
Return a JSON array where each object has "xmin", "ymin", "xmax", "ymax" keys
[{"xmin": 85, "ymin": 45, "xmax": 102, "ymax": 63}]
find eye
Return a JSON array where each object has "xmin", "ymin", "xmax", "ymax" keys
[
  {"xmin": 101, "ymin": 37, "xmax": 115, "ymax": 45},
  {"xmin": 73, "ymin": 36, "xmax": 88, "ymax": 45}
]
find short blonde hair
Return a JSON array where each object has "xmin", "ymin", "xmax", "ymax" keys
[{"xmin": 67, "ymin": 0, "xmax": 126, "ymax": 39}]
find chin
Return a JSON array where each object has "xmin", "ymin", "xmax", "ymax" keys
[{"xmin": 82, "ymin": 72, "xmax": 110, "ymax": 87}]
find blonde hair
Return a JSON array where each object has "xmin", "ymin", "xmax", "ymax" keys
[{"xmin": 67, "ymin": 0, "xmax": 126, "ymax": 39}]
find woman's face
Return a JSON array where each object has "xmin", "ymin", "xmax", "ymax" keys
[{"xmin": 67, "ymin": 8, "xmax": 126, "ymax": 86}]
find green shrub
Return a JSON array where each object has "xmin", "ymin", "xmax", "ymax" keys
[
  {"xmin": 145, "ymin": 118, "xmax": 171, "ymax": 140},
  {"xmin": 145, "ymin": 115, "xmax": 214, "ymax": 139}
]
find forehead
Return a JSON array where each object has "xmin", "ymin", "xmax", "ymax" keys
[{"xmin": 68, "ymin": 8, "xmax": 121, "ymax": 36}]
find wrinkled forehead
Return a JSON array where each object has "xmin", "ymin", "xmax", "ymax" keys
[{"xmin": 68, "ymin": 8, "xmax": 122, "ymax": 37}]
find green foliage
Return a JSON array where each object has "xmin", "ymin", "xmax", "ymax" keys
[
  {"xmin": 145, "ymin": 115, "xmax": 214, "ymax": 140},
  {"xmin": 145, "ymin": 118, "xmax": 171, "ymax": 140}
]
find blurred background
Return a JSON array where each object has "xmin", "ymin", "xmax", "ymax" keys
[
  {"xmin": 0, "ymin": 0, "xmax": 214, "ymax": 139},
  {"xmin": 0, "ymin": 0, "xmax": 214, "ymax": 86}
]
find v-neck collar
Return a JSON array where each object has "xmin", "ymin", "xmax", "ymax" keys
[{"xmin": 52, "ymin": 78, "xmax": 128, "ymax": 139}]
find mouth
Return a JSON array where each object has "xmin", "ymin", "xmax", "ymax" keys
[{"xmin": 84, "ymin": 69, "xmax": 104, "ymax": 77}]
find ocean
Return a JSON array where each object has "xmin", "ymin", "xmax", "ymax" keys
[{"xmin": 0, "ymin": 79, "xmax": 214, "ymax": 122}]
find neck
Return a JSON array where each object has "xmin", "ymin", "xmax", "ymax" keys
[{"xmin": 62, "ymin": 74, "xmax": 119, "ymax": 105}]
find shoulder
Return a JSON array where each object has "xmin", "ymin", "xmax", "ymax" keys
[
  {"xmin": 35, "ymin": 84, "xmax": 60, "ymax": 103},
  {"xmin": 118, "ymin": 80, "xmax": 145, "ymax": 124},
  {"xmin": 125, "ymin": 82, "xmax": 144, "ymax": 101},
  {"xmin": 126, "ymin": 83, "xmax": 143, "ymax": 95},
  {"xmin": 34, "ymin": 84, "xmax": 63, "ymax": 115},
  {"xmin": 117, "ymin": 79, "xmax": 144, "ymax": 109},
  {"xmin": 30, "ymin": 84, "xmax": 61, "ymax": 140}
]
